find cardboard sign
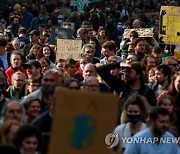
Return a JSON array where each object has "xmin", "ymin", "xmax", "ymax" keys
[
  {"xmin": 160, "ymin": 6, "xmax": 180, "ymax": 45},
  {"xmin": 123, "ymin": 28, "xmax": 154, "ymax": 39},
  {"xmin": 56, "ymin": 39, "xmax": 82, "ymax": 60},
  {"xmin": 49, "ymin": 26, "xmax": 74, "ymax": 45},
  {"xmin": 48, "ymin": 89, "xmax": 118, "ymax": 154}
]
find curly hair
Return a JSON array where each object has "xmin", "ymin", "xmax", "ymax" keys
[
  {"xmin": 122, "ymin": 94, "xmax": 150, "ymax": 123},
  {"xmin": 36, "ymin": 45, "xmax": 56, "ymax": 63},
  {"xmin": 13, "ymin": 125, "xmax": 43, "ymax": 151}
]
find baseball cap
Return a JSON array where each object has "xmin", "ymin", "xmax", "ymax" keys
[
  {"xmin": 23, "ymin": 60, "xmax": 41, "ymax": 68},
  {"xmin": 29, "ymin": 30, "xmax": 40, "ymax": 36}
]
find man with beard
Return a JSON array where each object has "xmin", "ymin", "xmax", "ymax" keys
[
  {"xmin": 23, "ymin": 30, "xmax": 40, "ymax": 57},
  {"xmin": 23, "ymin": 60, "xmax": 41, "ymax": 80},
  {"xmin": 153, "ymin": 64, "xmax": 171, "ymax": 97},
  {"xmin": 22, "ymin": 69, "xmax": 58, "ymax": 113},
  {"xmin": 7, "ymin": 15, "xmax": 22, "ymax": 37},
  {"xmin": 134, "ymin": 38, "xmax": 146, "ymax": 61},
  {"xmin": 6, "ymin": 71, "xmax": 26, "ymax": 100},
  {"xmin": 19, "ymin": 60, "xmax": 42, "ymax": 97},
  {"xmin": 97, "ymin": 62, "xmax": 156, "ymax": 125},
  {"xmin": 125, "ymin": 107, "xmax": 180, "ymax": 154}
]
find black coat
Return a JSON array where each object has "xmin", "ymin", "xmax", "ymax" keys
[{"xmin": 97, "ymin": 62, "xmax": 157, "ymax": 126}]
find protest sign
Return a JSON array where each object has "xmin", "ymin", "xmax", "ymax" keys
[
  {"xmin": 160, "ymin": 6, "xmax": 180, "ymax": 45},
  {"xmin": 48, "ymin": 89, "xmax": 118, "ymax": 154},
  {"xmin": 123, "ymin": 28, "xmax": 154, "ymax": 39},
  {"xmin": 56, "ymin": 39, "xmax": 82, "ymax": 60},
  {"xmin": 49, "ymin": 26, "xmax": 74, "ymax": 45}
]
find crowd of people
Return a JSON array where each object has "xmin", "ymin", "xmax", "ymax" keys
[{"xmin": 0, "ymin": 0, "xmax": 179, "ymax": 154}]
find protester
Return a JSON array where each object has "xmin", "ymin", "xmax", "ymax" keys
[
  {"xmin": 0, "ymin": 1, "xmax": 179, "ymax": 153},
  {"xmin": 23, "ymin": 97, "xmax": 41, "ymax": 125},
  {"xmin": 114, "ymin": 94, "xmax": 149, "ymax": 153},
  {"xmin": 0, "ymin": 100, "xmax": 23, "ymax": 125},
  {"xmin": 13, "ymin": 125, "xmax": 43, "ymax": 154},
  {"xmin": 83, "ymin": 76, "xmax": 100, "ymax": 92},
  {"xmin": 125, "ymin": 107, "xmax": 180, "ymax": 154},
  {"xmin": 1, "ymin": 119, "xmax": 21, "ymax": 144},
  {"xmin": 5, "ymin": 51, "xmax": 27, "ymax": 86},
  {"xmin": 97, "ymin": 62, "xmax": 157, "ymax": 125}
]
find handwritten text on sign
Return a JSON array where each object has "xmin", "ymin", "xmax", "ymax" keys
[
  {"xmin": 56, "ymin": 39, "xmax": 82, "ymax": 60},
  {"xmin": 160, "ymin": 6, "xmax": 180, "ymax": 45}
]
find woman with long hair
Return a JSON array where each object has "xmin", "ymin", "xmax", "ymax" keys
[
  {"xmin": 113, "ymin": 94, "xmax": 150, "ymax": 154},
  {"xmin": 36, "ymin": 45, "xmax": 56, "ymax": 68}
]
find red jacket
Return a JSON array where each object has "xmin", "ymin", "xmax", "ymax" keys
[{"xmin": 5, "ymin": 67, "xmax": 28, "ymax": 86}]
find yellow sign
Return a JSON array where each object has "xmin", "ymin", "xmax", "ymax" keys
[
  {"xmin": 56, "ymin": 39, "xmax": 82, "ymax": 60},
  {"xmin": 160, "ymin": 6, "xmax": 180, "ymax": 45},
  {"xmin": 48, "ymin": 89, "xmax": 118, "ymax": 154}
]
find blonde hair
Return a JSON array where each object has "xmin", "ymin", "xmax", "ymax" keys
[{"xmin": 121, "ymin": 94, "xmax": 150, "ymax": 123}]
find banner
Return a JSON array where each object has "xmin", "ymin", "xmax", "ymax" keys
[
  {"xmin": 123, "ymin": 28, "xmax": 154, "ymax": 39},
  {"xmin": 48, "ymin": 89, "xmax": 118, "ymax": 154},
  {"xmin": 160, "ymin": 6, "xmax": 180, "ymax": 45},
  {"xmin": 56, "ymin": 39, "xmax": 82, "ymax": 60}
]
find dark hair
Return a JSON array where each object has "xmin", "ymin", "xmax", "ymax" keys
[
  {"xmin": 152, "ymin": 46, "xmax": 163, "ymax": 54},
  {"xmin": 102, "ymin": 41, "xmax": 116, "ymax": 51},
  {"xmin": 0, "ymin": 38, "xmax": 7, "ymax": 47},
  {"xmin": 13, "ymin": 125, "xmax": 43, "ymax": 151},
  {"xmin": 23, "ymin": 97, "xmax": 41, "ymax": 112},
  {"xmin": 18, "ymin": 27, "xmax": 27, "ymax": 35},
  {"xmin": 63, "ymin": 78, "xmax": 80, "ymax": 89},
  {"xmin": 141, "ymin": 54, "xmax": 156, "ymax": 72},
  {"xmin": 122, "ymin": 15, "xmax": 129, "ymax": 23},
  {"xmin": 89, "ymin": 37, "xmax": 101, "ymax": 49},
  {"xmin": 36, "ymin": 45, "xmax": 56, "ymax": 63},
  {"xmin": 134, "ymin": 38, "xmax": 145, "ymax": 47},
  {"xmin": 130, "ymin": 31, "xmax": 139, "ymax": 38},
  {"xmin": 0, "ymin": 144, "xmax": 20, "ymax": 154},
  {"xmin": 155, "ymin": 64, "xmax": 171, "ymax": 82},
  {"xmin": 168, "ymin": 72, "xmax": 180, "ymax": 98},
  {"xmin": 64, "ymin": 58, "xmax": 76, "ymax": 69},
  {"xmin": 150, "ymin": 106, "xmax": 169, "ymax": 121},
  {"xmin": 130, "ymin": 62, "xmax": 143, "ymax": 75},
  {"xmin": 39, "ymin": 57, "xmax": 50, "ymax": 66}
]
